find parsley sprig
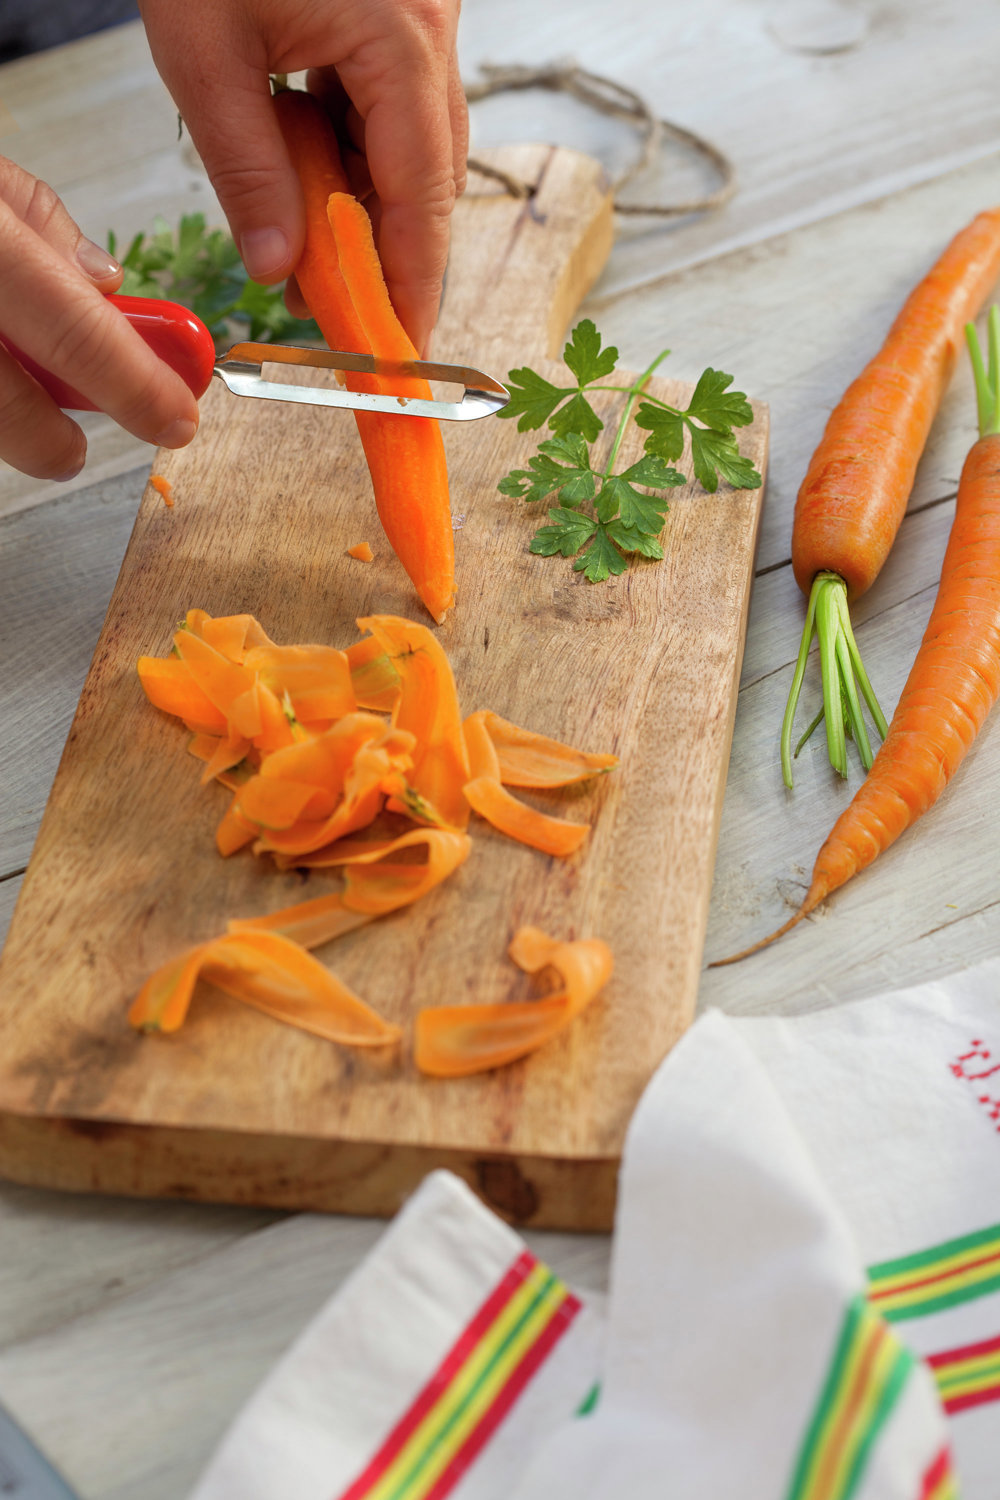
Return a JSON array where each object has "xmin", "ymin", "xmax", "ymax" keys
[
  {"xmin": 108, "ymin": 213, "xmax": 320, "ymax": 348},
  {"xmin": 497, "ymin": 320, "xmax": 761, "ymax": 581}
]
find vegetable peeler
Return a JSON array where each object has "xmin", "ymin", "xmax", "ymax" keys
[{"xmin": 16, "ymin": 293, "xmax": 510, "ymax": 422}]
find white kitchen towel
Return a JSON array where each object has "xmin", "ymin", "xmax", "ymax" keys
[
  {"xmin": 188, "ymin": 1168, "xmax": 605, "ymax": 1500},
  {"xmin": 192, "ymin": 955, "xmax": 1000, "ymax": 1500},
  {"xmin": 509, "ymin": 1006, "xmax": 953, "ymax": 1500}
]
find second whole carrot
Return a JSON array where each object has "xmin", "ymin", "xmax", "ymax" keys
[
  {"xmin": 273, "ymin": 86, "xmax": 455, "ymax": 624},
  {"xmin": 718, "ymin": 309, "xmax": 1000, "ymax": 962},
  {"xmin": 782, "ymin": 207, "xmax": 1000, "ymax": 784}
]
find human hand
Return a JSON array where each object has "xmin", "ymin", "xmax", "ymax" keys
[
  {"xmin": 138, "ymin": 0, "xmax": 467, "ymax": 356},
  {"xmin": 0, "ymin": 156, "xmax": 200, "ymax": 481}
]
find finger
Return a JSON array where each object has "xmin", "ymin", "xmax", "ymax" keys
[
  {"xmin": 341, "ymin": 31, "xmax": 457, "ymax": 354},
  {"xmin": 284, "ymin": 273, "xmax": 309, "ymax": 321},
  {"xmin": 0, "ymin": 341, "xmax": 87, "ymax": 480},
  {"xmin": 0, "ymin": 202, "xmax": 200, "ymax": 448},
  {"xmin": 142, "ymin": 21, "xmax": 304, "ymax": 283},
  {"xmin": 448, "ymin": 50, "xmax": 469, "ymax": 199},
  {"xmin": 0, "ymin": 156, "xmax": 122, "ymax": 290}
]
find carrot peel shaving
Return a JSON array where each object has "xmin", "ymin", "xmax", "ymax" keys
[
  {"xmin": 129, "ymin": 929, "xmax": 399, "ymax": 1045},
  {"xmin": 463, "ymin": 777, "xmax": 590, "ymax": 857},
  {"xmin": 414, "ymin": 927, "xmax": 613, "ymax": 1076}
]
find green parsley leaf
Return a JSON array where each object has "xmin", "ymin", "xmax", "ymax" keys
[
  {"xmin": 500, "ymin": 317, "xmax": 760, "ymax": 584},
  {"xmin": 498, "ymin": 432, "xmax": 595, "ymax": 506},
  {"xmin": 605, "ymin": 519, "xmax": 665, "ymax": 558},
  {"xmin": 685, "ymin": 368, "xmax": 754, "ymax": 431},
  {"xmin": 549, "ymin": 390, "xmax": 604, "ymax": 441},
  {"xmin": 620, "ymin": 455, "xmax": 687, "ymax": 490},
  {"xmin": 530, "ymin": 507, "xmax": 598, "ymax": 556},
  {"xmin": 689, "ymin": 427, "xmax": 763, "ymax": 493},
  {"xmin": 634, "ymin": 403, "xmax": 686, "ymax": 463},
  {"xmin": 596, "ymin": 474, "xmax": 669, "ymax": 534},
  {"xmin": 497, "ymin": 367, "xmax": 569, "ymax": 431},
  {"xmin": 562, "ymin": 319, "xmax": 619, "ymax": 386},
  {"xmin": 573, "ymin": 526, "xmax": 628, "ymax": 582}
]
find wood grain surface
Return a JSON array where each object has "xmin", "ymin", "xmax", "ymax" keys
[{"xmin": 0, "ymin": 145, "xmax": 767, "ymax": 1229}]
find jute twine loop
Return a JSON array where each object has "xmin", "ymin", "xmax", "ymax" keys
[{"xmin": 463, "ymin": 62, "xmax": 735, "ymax": 217}]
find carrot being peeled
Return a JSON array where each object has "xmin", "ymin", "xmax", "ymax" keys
[
  {"xmin": 782, "ymin": 208, "xmax": 1000, "ymax": 785},
  {"xmin": 273, "ymin": 86, "xmax": 455, "ymax": 624},
  {"xmin": 718, "ymin": 309, "xmax": 1000, "ymax": 963}
]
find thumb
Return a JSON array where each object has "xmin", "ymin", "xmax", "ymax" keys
[{"xmin": 143, "ymin": 21, "xmax": 304, "ymax": 282}]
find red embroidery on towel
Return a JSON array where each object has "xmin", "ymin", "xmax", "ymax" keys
[{"xmin": 950, "ymin": 1039, "xmax": 1000, "ymax": 1132}]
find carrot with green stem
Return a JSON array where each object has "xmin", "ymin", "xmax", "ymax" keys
[
  {"xmin": 782, "ymin": 208, "xmax": 1000, "ymax": 786},
  {"xmin": 716, "ymin": 306, "xmax": 1000, "ymax": 963}
]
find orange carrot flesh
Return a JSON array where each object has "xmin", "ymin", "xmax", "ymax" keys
[
  {"xmin": 414, "ymin": 927, "xmax": 613, "ymax": 1077},
  {"xmin": 463, "ymin": 776, "xmax": 590, "ymax": 857},
  {"xmin": 133, "ymin": 609, "xmax": 617, "ymax": 1062},
  {"xmin": 129, "ymin": 929, "xmax": 399, "ymax": 1046},
  {"xmin": 150, "ymin": 474, "xmax": 174, "ymax": 507},
  {"xmin": 720, "ymin": 332, "xmax": 1000, "ymax": 964},
  {"xmin": 273, "ymin": 88, "xmax": 455, "ymax": 624},
  {"xmin": 347, "ymin": 542, "xmax": 374, "ymax": 561},
  {"xmin": 137, "ymin": 656, "xmax": 228, "ymax": 735},
  {"xmin": 242, "ymin": 644, "xmax": 356, "ymax": 723},
  {"xmin": 230, "ymin": 829, "xmax": 471, "ymax": 945},
  {"xmin": 478, "ymin": 710, "xmax": 619, "ymax": 787},
  {"xmin": 462, "ymin": 711, "xmax": 502, "ymax": 781},
  {"xmin": 345, "ymin": 635, "xmax": 402, "ymax": 711},
  {"xmin": 359, "ymin": 615, "xmax": 470, "ymax": 829}
]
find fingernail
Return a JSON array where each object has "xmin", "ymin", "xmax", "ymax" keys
[
  {"xmin": 76, "ymin": 236, "xmax": 121, "ymax": 281},
  {"xmin": 240, "ymin": 226, "xmax": 290, "ymax": 280},
  {"xmin": 154, "ymin": 417, "xmax": 198, "ymax": 449}
]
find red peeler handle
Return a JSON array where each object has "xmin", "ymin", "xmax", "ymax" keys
[{"xmin": 7, "ymin": 294, "xmax": 217, "ymax": 412}]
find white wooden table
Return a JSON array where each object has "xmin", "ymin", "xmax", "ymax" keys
[{"xmin": 2, "ymin": 5, "xmax": 1000, "ymax": 1494}]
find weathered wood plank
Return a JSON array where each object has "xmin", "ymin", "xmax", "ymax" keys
[
  {"xmin": 459, "ymin": 0, "xmax": 1000, "ymax": 302},
  {"xmin": 0, "ymin": 468, "xmax": 147, "ymax": 875}
]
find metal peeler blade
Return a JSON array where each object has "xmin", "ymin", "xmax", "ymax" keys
[{"xmin": 213, "ymin": 343, "xmax": 510, "ymax": 421}]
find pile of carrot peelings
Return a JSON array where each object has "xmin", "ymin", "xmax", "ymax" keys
[{"xmin": 132, "ymin": 611, "xmax": 616, "ymax": 1074}]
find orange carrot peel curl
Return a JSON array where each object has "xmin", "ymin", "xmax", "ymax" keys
[
  {"xmin": 717, "ymin": 306, "xmax": 1000, "ymax": 963},
  {"xmin": 781, "ymin": 207, "xmax": 1000, "ymax": 784},
  {"xmin": 273, "ymin": 87, "xmax": 455, "ymax": 625},
  {"xmin": 414, "ymin": 927, "xmax": 614, "ymax": 1076},
  {"xmin": 129, "ymin": 828, "xmax": 470, "ymax": 1038},
  {"xmin": 128, "ymin": 930, "xmax": 401, "ymax": 1044},
  {"xmin": 134, "ymin": 609, "xmax": 617, "ymax": 1063}
]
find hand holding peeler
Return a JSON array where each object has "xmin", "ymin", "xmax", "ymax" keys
[{"xmin": 15, "ymin": 294, "xmax": 510, "ymax": 422}]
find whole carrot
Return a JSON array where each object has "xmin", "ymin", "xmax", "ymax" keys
[
  {"xmin": 718, "ymin": 309, "xmax": 1000, "ymax": 962},
  {"xmin": 273, "ymin": 86, "xmax": 456, "ymax": 624},
  {"xmin": 782, "ymin": 208, "xmax": 1000, "ymax": 785}
]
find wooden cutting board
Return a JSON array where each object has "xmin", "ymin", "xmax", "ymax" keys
[{"xmin": 0, "ymin": 146, "xmax": 768, "ymax": 1230}]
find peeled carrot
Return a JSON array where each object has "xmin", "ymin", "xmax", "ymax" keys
[
  {"xmin": 347, "ymin": 542, "xmax": 374, "ymax": 562},
  {"xmin": 782, "ymin": 208, "xmax": 1000, "ymax": 785},
  {"xmin": 719, "ymin": 310, "xmax": 1000, "ymax": 962},
  {"xmin": 273, "ymin": 87, "xmax": 455, "ymax": 624}
]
